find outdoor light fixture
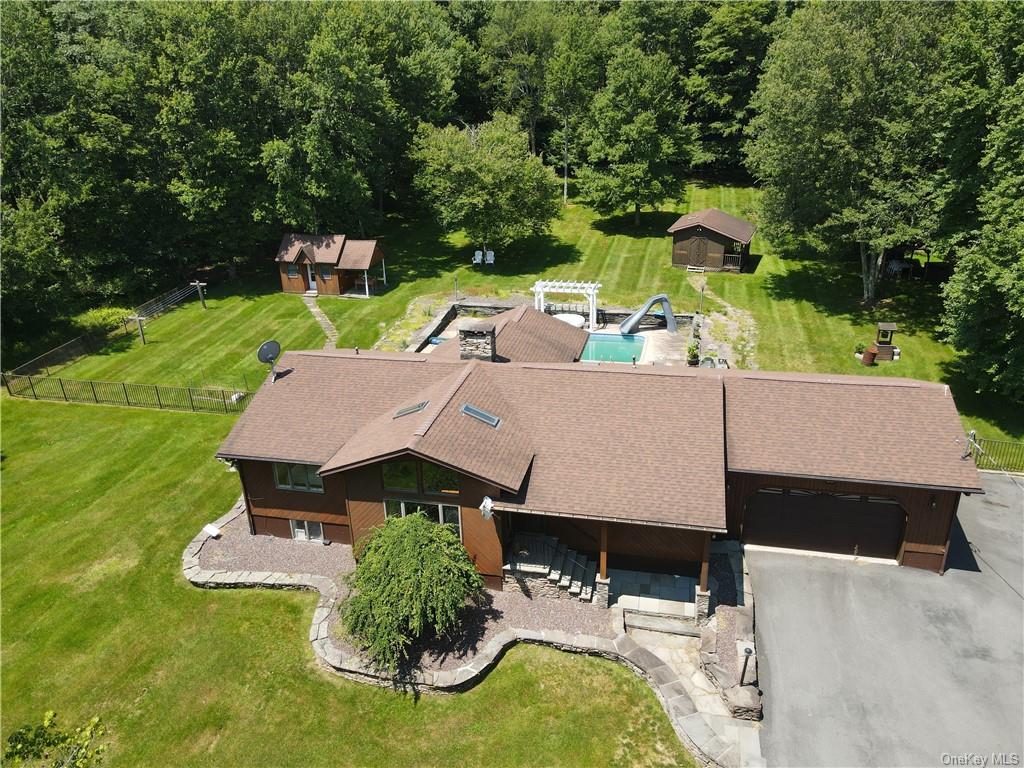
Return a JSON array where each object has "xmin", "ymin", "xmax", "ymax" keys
[{"xmin": 479, "ymin": 496, "xmax": 494, "ymax": 520}]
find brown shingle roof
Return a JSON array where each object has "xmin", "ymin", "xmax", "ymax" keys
[
  {"xmin": 320, "ymin": 362, "xmax": 535, "ymax": 491},
  {"xmin": 217, "ymin": 351, "xmax": 463, "ymax": 464},
  {"xmin": 667, "ymin": 208, "xmax": 756, "ymax": 244},
  {"xmin": 722, "ymin": 371, "xmax": 982, "ymax": 492},
  {"xmin": 432, "ymin": 306, "xmax": 589, "ymax": 363},
  {"xmin": 276, "ymin": 233, "xmax": 346, "ymax": 265},
  {"xmin": 338, "ymin": 239, "xmax": 381, "ymax": 270}
]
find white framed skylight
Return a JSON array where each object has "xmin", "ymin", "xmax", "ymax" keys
[{"xmin": 461, "ymin": 403, "xmax": 501, "ymax": 428}]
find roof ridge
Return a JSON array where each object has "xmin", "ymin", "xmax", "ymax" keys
[
  {"xmin": 412, "ymin": 361, "xmax": 477, "ymax": 439},
  {"xmin": 733, "ymin": 372, "xmax": 926, "ymax": 389}
]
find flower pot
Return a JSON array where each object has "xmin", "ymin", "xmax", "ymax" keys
[{"xmin": 687, "ymin": 357, "xmax": 699, "ymax": 367}]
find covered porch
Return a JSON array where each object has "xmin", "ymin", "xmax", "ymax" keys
[{"xmin": 501, "ymin": 512, "xmax": 712, "ymax": 620}]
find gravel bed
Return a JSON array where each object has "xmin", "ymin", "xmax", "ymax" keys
[
  {"xmin": 199, "ymin": 514, "xmax": 355, "ymax": 581},
  {"xmin": 202, "ymin": 516, "xmax": 616, "ymax": 673},
  {"xmin": 715, "ymin": 607, "xmax": 739, "ymax": 681},
  {"xmin": 335, "ymin": 588, "xmax": 616, "ymax": 672}
]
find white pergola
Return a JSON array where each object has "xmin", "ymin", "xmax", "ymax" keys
[{"xmin": 532, "ymin": 280, "xmax": 602, "ymax": 331}]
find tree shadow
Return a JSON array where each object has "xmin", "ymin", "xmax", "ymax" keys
[
  {"xmin": 938, "ymin": 359, "xmax": 1024, "ymax": 439},
  {"xmin": 741, "ymin": 253, "xmax": 764, "ymax": 274},
  {"xmin": 403, "ymin": 589, "xmax": 504, "ymax": 671},
  {"xmin": 590, "ymin": 210, "xmax": 681, "ymax": 239},
  {"xmin": 761, "ymin": 249, "xmax": 947, "ymax": 339}
]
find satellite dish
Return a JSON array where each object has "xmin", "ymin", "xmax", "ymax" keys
[
  {"xmin": 257, "ymin": 340, "xmax": 281, "ymax": 365},
  {"xmin": 479, "ymin": 496, "xmax": 494, "ymax": 520}
]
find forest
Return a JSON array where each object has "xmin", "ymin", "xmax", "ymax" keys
[{"xmin": 1, "ymin": 1, "xmax": 1022, "ymax": 400}]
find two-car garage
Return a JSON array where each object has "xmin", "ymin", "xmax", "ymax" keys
[{"xmin": 741, "ymin": 488, "xmax": 906, "ymax": 560}]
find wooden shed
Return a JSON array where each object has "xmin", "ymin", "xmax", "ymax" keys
[{"xmin": 667, "ymin": 208, "xmax": 756, "ymax": 272}]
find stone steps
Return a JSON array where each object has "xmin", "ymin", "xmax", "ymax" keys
[{"xmin": 510, "ymin": 533, "xmax": 599, "ymax": 603}]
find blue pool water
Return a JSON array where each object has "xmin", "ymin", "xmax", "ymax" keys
[{"xmin": 580, "ymin": 333, "xmax": 646, "ymax": 363}]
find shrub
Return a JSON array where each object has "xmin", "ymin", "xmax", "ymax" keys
[
  {"xmin": 687, "ymin": 341, "xmax": 700, "ymax": 359},
  {"xmin": 4, "ymin": 711, "xmax": 106, "ymax": 768},
  {"xmin": 72, "ymin": 307, "xmax": 132, "ymax": 335},
  {"xmin": 854, "ymin": 341, "xmax": 866, "ymax": 354},
  {"xmin": 341, "ymin": 514, "xmax": 484, "ymax": 674}
]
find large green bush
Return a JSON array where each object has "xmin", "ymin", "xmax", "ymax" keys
[
  {"xmin": 71, "ymin": 307, "xmax": 132, "ymax": 335},
  {"xmin": 341, "ymin": 514, "xmax": 484, "ymax": 674}
]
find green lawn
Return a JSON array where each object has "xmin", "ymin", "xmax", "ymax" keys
[
  {"xmin": 49, "ymin": 182, "xmax": 1019, "ymax": 439},
  {"xmin": 58, "ymin": 280, "xmax": 324, "ymax": 390},
  {"xmin": 0, "ymin": 398, "xmax": 694, "ymax": 767}
]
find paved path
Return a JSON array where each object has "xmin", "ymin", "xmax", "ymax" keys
[
  {"xmin": 749, "ymin": 472, "xmax": 1023, "ymax": 767},
  {"xmin": 302, "ymin": 295, "xmax": 338, "ymax": 348}
]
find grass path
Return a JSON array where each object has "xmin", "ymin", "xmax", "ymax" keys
[{"xmin": 0, "ymin": 398, "xmax": 694, "ymax": 767}]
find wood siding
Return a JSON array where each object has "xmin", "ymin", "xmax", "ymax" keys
[
  {"xmin": 344, "ymin": 464, "xmax": 386, "ymax": 552},
  {"xmin": 278, "ymin": 261, "xmax": 342, "ymax": 295},
  {"xmin": 240, "ymin": 459, "xmax": 349, "ymax": 528},
  {"xmin": 458, "ymin": 475, "xmax": 503, "ymax": 581},
  {"xmin": 726, "ymin": 471, "xmax": 962, "ymax": 573},
  {"xmin": 672, "ymin": 228, "xmax": 734, "ymax": 271}
]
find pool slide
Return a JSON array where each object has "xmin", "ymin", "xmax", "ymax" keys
[{"xmin": 619, "ymin": 294, "xmax": 678, "ymax": 335}]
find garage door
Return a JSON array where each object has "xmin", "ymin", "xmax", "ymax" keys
[{"xmin": 743, "ymin": 489, "xmax": 905, "ymax": 559}]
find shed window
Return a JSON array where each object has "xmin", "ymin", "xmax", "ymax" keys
[
  {"xmin": 274, "ymin": 463, "xmax": 324, "ymax": 493},
  {"xmin": 320, "ymin": 265, "xmax": 332, "ymax": 280},
  {"xmin": 287, "ymin": 263, "xmax": 299, "ymax": 278}
]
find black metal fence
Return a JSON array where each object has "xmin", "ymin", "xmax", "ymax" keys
[
  {"xmin": 3, "ymin": 373, "xmax": 252, "ymax": 414},
  {"xmin": 974, "ymin": 437, "xmax": 1024, "ymax": 474},
  {"xmin": 6, "ymin": 283, "xmax": 202, "ymax": 377}
]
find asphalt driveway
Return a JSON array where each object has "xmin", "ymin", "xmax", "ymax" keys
[{"xmin": 748, "ymin": 472, "xmax": 1024, "ymax": 767}]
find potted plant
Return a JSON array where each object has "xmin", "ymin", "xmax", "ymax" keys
[
  {"xmin": 854, "ymin": 342, "xmax": 866, "ymax": 355},
  {"xmin": 687, "ymin": 341, "xmax": 700, "ymax": 366}
]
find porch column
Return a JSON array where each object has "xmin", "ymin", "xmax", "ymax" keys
[
  {"xmin": 588, "ymin": 291, "xmax": 597, "ymax": 331},
  {"xmin": 364, "ymin": 269, "xmax": 369, "ymax": 297},
  {"xmin": 381, "ymin": 259, "xmax": 387, "ymax": 285},
  {"xmin": 599, "ymin": 522, "xmax": 608, "ymax": 580},
  {"xmin": 699, "ymin": 531, "xmax": 711, "ymax": 592},
  {"xmin": 696, "ymin": 531, "xmax": 711, "ymax": 622}
]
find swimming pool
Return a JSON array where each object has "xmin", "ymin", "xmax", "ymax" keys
[{"xmin": 580, "ymin": 333, "xmax": 646, "ymax": 363}]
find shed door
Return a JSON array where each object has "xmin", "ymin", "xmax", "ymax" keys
[
  {"xmin": 692, "ymin": 237, "xmax": 707, "ymax": 268},
  {"xmin": 743, "ymin": 489, "xmax": 904, "ymax": 559}
]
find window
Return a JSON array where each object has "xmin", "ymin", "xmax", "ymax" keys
[
  {"xmin": 382, "ymin": 460, "xmax": 417, "ymax": 491},
  {"xmin": 422, "ymin": 463, "xmax": 459, "ymax": 495},
  {"xmin": 320, "ymin": 265, "xmax": 332, "ymax": 280},
  {"xmin": 273, "ymin": 463, "xmax": 324, "ymax": 493},
  {"xmin": 287, "ymin": 263, "xmax": 299, "ymax": 278},
  {"xmin": 461, "ymin": 403, "xmax": 501, "ymax": 428},
  {"xmin": 383, "ymin": 498, "xmax": 461, "ymax": 538},
  {"xmin": 290, "ymin": 519, "xmax": 324, "ymax": 542}
]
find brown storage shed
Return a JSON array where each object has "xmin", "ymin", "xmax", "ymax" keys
[{"xmin": 667, "ymin": 208, "xmax": 756, "ymax": 272}]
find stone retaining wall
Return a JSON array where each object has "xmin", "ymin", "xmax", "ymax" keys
[{"xmin": 183, "ymin": 500, "xmax": 729, "ymax": 767}]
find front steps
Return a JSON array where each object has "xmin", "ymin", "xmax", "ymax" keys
[{"xmin": 503, "ymin": 533, "xmax": 608, "ymax": 606}]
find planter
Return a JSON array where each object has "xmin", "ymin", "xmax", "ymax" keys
[
  {"xmin": 861, "ymin": 346, "xmax": 877, "ymax": 366},
  {"xmin": 687, "ymin": 358, "xmax": 699, "ymax": 367}
]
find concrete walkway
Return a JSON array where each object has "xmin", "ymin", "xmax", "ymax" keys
[
  {"xmin": 183, "ymin": 499, "xmax": 737, "ymax": 767},
  {"xmin": 301, "ymin": 295, "xmax": 339, "ymax": 348}
]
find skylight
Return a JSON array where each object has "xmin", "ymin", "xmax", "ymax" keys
[
  {"xmin": 394, "ymin": 401, "xmax": 428, "ymax": 419},
  {"xmin": 461, "ymin": 403, "xmax": 501, "ymax": 428}
]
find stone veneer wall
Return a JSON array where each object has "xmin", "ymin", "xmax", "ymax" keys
[{"xmin": 502, "ymin": 567, "xmax": 610, "ymax": 609}]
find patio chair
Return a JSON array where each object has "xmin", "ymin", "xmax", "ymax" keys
[
  {"xmin": 484, "ymin": 250, "xmax": 495, "ymax": 265},
  {"xmin": 472, "ymin": 251, "xmax": 483, "ymax": 265}
]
